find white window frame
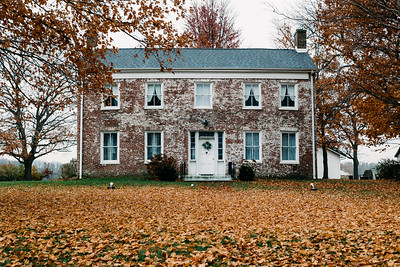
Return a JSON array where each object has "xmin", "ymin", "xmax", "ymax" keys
[
  {"xmin": 145, "ymin": 131, "xmax": 163, "ymax": 163},
  {"xmin": 279, "ymin": 83, "xmax": 298, "ymax": 110},
  {"xmin": 243, "ymin": 83, "xmax": 261, "ymax": 109},
  {"xmin": 244, "ymin": 131, "xmax": 262, "ymax": 163},
  {"xmin": 101, "ymin": 84, "xmax": 120, "ymax": 110},
  {"xmin": 100, "ymin": 132, "xmax": 120, "ymax": 164},
  {"xmin": 145, "ymin": 83, "xmax": 163, "ymax": 109},
  {"xmin": 280, "ymin": 132, "xmax": 299, "ymax": 164},
  {"xmin": 194, "ymin": 83, "xmax": 213, "ymax": 109}
]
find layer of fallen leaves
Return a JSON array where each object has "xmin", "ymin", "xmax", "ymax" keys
[{"xmin": 1, "ymin": 180, "xmax": 400, "ymax": 266}]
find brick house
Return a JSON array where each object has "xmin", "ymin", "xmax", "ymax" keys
[{"xmin": 77, "ymin": 32, "xmax": 316, "ymax": 179}]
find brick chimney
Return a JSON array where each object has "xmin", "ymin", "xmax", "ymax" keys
[{"xmin": 294, "ymin": 29, "xmax": 307, "ymax": 52}]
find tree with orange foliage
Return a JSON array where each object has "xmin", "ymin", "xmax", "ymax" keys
[
  {"xmin": 184, "ymin": 0, "xmax": 242, "ymax": 48},
  {"xmin": 0, "ymin": 0, "xmax": 189, "ymax": 179},
  {"xmin": 315, "ymin": 0, "xmax": 400, "ymax": 139}
]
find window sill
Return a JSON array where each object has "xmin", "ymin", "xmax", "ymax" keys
[
  {"xmin": 280, "ymin": 160, "xmax": 299, "ymax": 165},
  {"xmin": 243, "ymin": 160, "xmax": 262, "ymax": 164},
  {"xmin": 145, "ymin": 106, "xmax": 164, "ymax": 110},
  {"xmin": 100, "ymin": 161, "xmax": 120, "ymax": 165},
  {"xmin": 279, "ymin": 107, "xmax": 298, "ymax": 111},
  {"xmin": 101, "ymin": 107, "xmax": 120, "ymax": 111},
  {"xmin": 194, "ymin": 106, "xmax": 213, "ymax": 110},
  {"xmin": 243, "ymin": 107, "xmax": 262, "ymax": 110}
]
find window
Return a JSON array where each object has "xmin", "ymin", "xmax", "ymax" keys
[
  {"xmin": 244, "ymin": 83, "xmax": 260, "ymax": 108},
  {"xmin": 146, "ymin": 132, "xmax": 162, "ymax": 161},
  {"xmin": 195, "ymin": 83, "xmax": 212, "ymax": 108},
  {"xmin": 101, "ymin": 132, "xmax": 119, "ymax": 164},
  {"xmin": 190, "ymin": 132, "xmax": 196, "ymax": 160},
  {"xmin": 102, "ymin": 84, "xmax": 120, "ymax": 109},
  {"xmin": 218, "ymin": 132, "xmax": 223, "ymax": 160},
  {"xmin": 281, "ymin": 132, "xmax": 298, "ymax": 163},
  {"xmin": 245, "ymin": 132, "xmax": 260, "ymax": 161},
  {"xmin": 146, "ymin": 83, "xmax": 163, "ymax": 108},
  {"xmin": 280, "ymin": 84, "xmax": 297, "ymax": 109}
]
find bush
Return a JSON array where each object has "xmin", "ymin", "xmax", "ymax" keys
[
  {"xmin": 238, "ymin": 165, "xmax": 255, "ymax": 181},
  {"xmin": 60, "ymin": 159, "xmax": 77, "ymax": 179},
  {"xmin": 0, "ymin": 163, "xmax": 41, "ymax": 181},
  {"xmin": 376, "ymin": 159, "xmax": 400, "ymax": 180},
  {"xmin": 146, "ymin": 154, "xmax": 179, "ymax": 181}
]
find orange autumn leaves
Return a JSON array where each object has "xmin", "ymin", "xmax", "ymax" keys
[{"xmin": 1, "ymin": 181, "xmax": 400, "ymax": 265}]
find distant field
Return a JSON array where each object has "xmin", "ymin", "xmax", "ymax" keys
[{"xmin": 0, "ymin": 179, "xmax": 399, "ymax": 265}]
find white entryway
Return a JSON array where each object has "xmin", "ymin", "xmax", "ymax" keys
[{"xmin": 187, "ymin": 131, "xmax": 226, "ymax": 177}]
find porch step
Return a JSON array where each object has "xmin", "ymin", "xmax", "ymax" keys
[{"xmin": 183, "ymin": 175, "xmax": 233, "ymax": 182}]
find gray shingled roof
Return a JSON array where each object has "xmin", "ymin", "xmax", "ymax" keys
[{"xmin": 108, "ymin": 48, "xmax": 316, "ymax": 71}]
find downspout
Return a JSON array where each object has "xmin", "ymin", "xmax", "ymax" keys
[
  {"xmin": 79, "ymin": 94, "xmax": 83, "ymax": 179},
  {"xmin": 311, "ymin": 70, "xmax": 316, "ymax": 179}
]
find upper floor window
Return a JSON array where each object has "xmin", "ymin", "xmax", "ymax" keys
[
  {"xmin": 101, "ymin": 132, "xmax": 119, "ymax": 164},
  {"xmin": 102, "ymin": 84, "xmax": 120, "ymax": 110},
  {"xmin": 145, "ymin": 132, "xmax": 163, "ymax": 161},
  {"xmin": 280, "ymin": 84, "xmax": 297, "ymax": 109},
  {"xmin": 146, "ymin": 83, "xmax": 163, "ymax": 108},
  {"xmin": 195, "ymin": 83, "xmax": 212, "ymax": 108},
  {"xmin": 244, "ymin": 132, "xmax": 261, "ymax": 161},
  {"xmin": 281, "ymin": 132, "xmax": 298, "ymax": 164},
  {"xmin": 244, "ymin": 83, "xmax": 260, "ymax": 108}
]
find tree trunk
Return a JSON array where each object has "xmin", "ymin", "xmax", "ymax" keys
[
  {"xmin": 322, "ymin": 145, "xmax": 329, "ymax": 179},
  {"xmin": 23, "ymin": 160, "xmax": 34, "ymax": 180},
  {"xmin": 353, "ymin": 146, "xmax": 359, "ymax": 179}
]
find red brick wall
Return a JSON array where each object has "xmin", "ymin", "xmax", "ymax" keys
[{"xmin": 78, "ymin": 77, "xmax": 315, "ymax": 178}]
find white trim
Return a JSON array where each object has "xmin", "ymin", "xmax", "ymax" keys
[
  {"xmin": 243, "ymin": 83, "xmax": 262, "ymax": 110},
  {"xmin": 244, "ymin": 131, "xmax": 262, "ymax": 163},
  {"xmin": 194, "ymin": 83, "xmax": 213, "ymax": 109},
  {"xmin": 279, "ymin": 83, "xmax": 298, "ymax": 110},
  {"xmin": 79, "ymin": 94, "xmax": 83, "ymax": 179},
  {"xmin": 144, "ymin": 131, "xmax": 164, "ymax": 163},
  {"xmin": 113, "ymin": 72, "xmax": 310, "ymax": 80},
  {"xmin": 280, "ymin": 132, "xmax": 299, "ymax": 164},
  {"xmin": 100, "ymin": 132, "xmax": 120, "ymax": 165},
  {"xmin": 101, "ymin": 83, "xmax": 120, "ymax": 110},
  {"xmin": 145, "ymin": 82, "xmax": 164, "ymax": 109},
  {"xmin": 311, "ymin": 71, "xmax": 316, "ymax": 179}
]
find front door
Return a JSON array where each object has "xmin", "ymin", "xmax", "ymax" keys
[{"xmin": 197, "ymin": 132, "xmax": 216, "ymax": 175}]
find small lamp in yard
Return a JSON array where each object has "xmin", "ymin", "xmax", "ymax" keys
[
  {"xmin": 108, "ymin": 182, "xmax": 115, "ymax": 189},
  {"xmin": 310, "ymin": 183, "xmax": 317, "ymax": 191}
]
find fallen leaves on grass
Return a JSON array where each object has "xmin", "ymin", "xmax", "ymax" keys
[{"xmin": 0, "ymin": 180, "xmax": 399, "ymax": 265}]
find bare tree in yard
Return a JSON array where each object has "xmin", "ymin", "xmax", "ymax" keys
[
  {"xmin": 0, "ymin": 0, "xmax": 189, "ymax": 179},
  {"xmin": 184, "ymin": 0, "xmax": 242, "ymax": 48},
  {"xmin": 0, "ymin": 55, "xmax": 76, "ymax": 180}
]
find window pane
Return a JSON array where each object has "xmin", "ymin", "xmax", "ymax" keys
[
  {"xmin": 155, "ymin": 133, "xmax": 161, "ymax": 146},
  {"xmin": 148, "ymin": 133, "xmax": 154, "ymax": 146},
  {"xmin": 155, "ymin": 146, "xmax": 161, "ymax": 155},
  {"xmin": 110, "ymin": 147, "xmax": 118, "ymax": 161},
  {"xmin": 289, "ymin": 133, "xmax": 296, "ymax": 146},
  {"xmin": 147, "ymin": 147, "xmax": 153, "ymax": 160},
  {"xmin": 253, "ymin": 133, "xmax": 259, "ymax": 147},
  {"xmin": 147, "ymin": 84, "xmax": 162, "ymax": 106},
  {"xmin": 104, "ymin": 133, "xmax": 110, "ymax": 146},
  {"xmin": 218, "ymin": 132, "xmax": 223, "ymax": 160},
  {"xmin": 104, "ymin": 148, "xmax": 109, "ymax": 161},
  {"xmin": 245, "ymin": 147, "xmax": 252, "ymax": 160},
  {"xmin": 282, "ymin": 147, "xmax": 289, "ymax": 161},
  {"xmin": 253, "ymin": 148, "xmax": 260, "ymax": 160},
  {"xmin": 111, "ymin": 133, "xmax": 117, "ymax": 146},
  {"xmin": 245, "ymin": 133, "xmax": 252, "ymax": 146},
  {"xmin": 289, "ymin": 147, "xmax": 296, "ymax": 161},
  {"xmin": 282, "ymin": 133, "xmax": 288, "ymax": 146}
]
